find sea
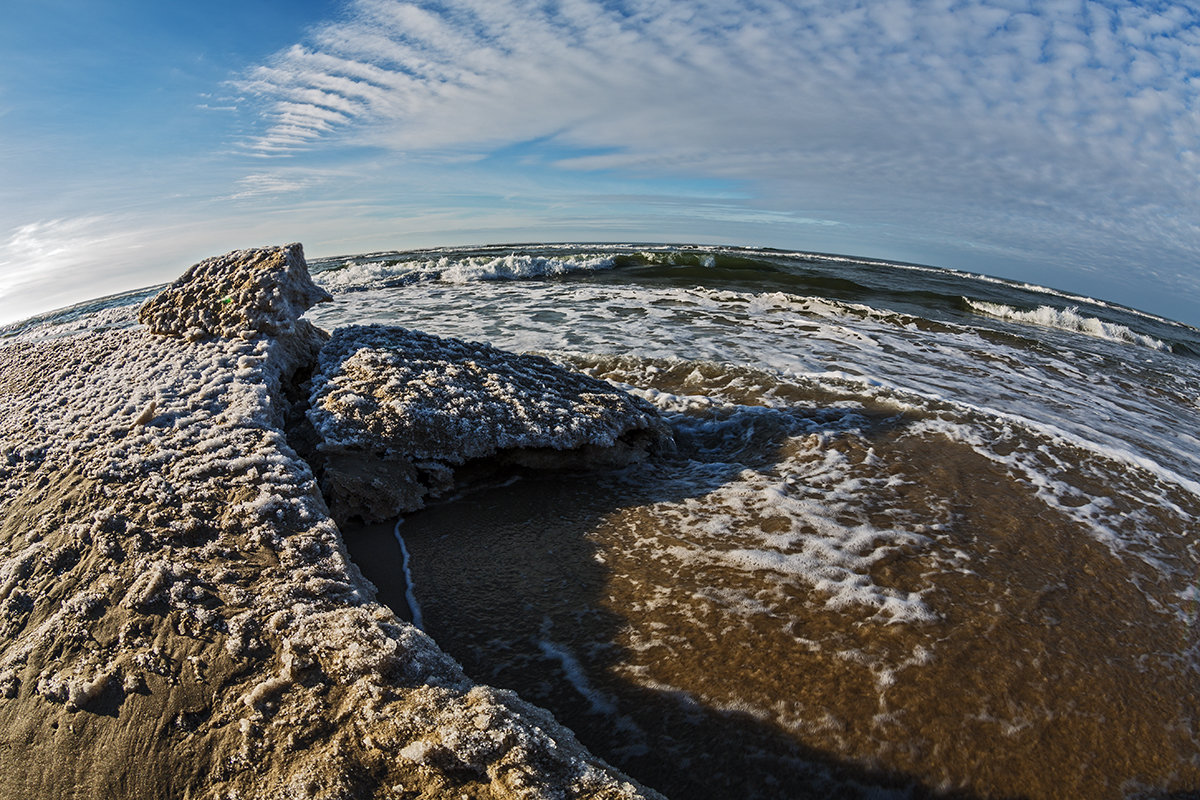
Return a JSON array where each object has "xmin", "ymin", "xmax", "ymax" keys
[{"xmin": 5, "ymin": 243, "xmax": 1199, "ymax": 798}]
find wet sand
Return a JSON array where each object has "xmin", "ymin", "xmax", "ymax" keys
[
  {"xmin": 0, "ymin": 245, "xmax": 665, "ymax": 800},
  {"xmin": 353, "ymin": 418, "xmax": 1200, "ymax": 799}
]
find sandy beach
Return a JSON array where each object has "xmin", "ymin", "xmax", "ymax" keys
[{"xmin": 0, "ymin": 245, "xmax": 664, "ymax": 799}]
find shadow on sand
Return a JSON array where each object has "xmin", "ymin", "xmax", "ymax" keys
[{"xmin": 340, "ymin": 405, "xmax": 1014, "ymax": 800}]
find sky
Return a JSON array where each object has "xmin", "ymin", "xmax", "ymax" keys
[{"xmin": 1, "ymin": 0, "xmax": 1198, "ymax": 326}]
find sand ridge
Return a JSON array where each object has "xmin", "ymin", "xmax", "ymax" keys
[{"xmin": 0, "ymin": 245, "xmax": 664, "ymax": 799}]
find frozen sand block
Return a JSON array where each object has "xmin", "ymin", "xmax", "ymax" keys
[
  {"xmin": 309, "ymin": 324, "xmax": 671, "ymax": 522},
  {"xmin": 0, "ymin": 247, "xmax": 663, "ymax": 800},
  {"xmin": 138, "ymin": 242, "xmax": 331, "ymax": 339}
]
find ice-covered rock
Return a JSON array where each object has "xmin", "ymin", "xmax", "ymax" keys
[
  {"xmin": 138, "ymin": 243, "xmax": 331, "ymax": 339},
  {"xmin": 0, "ymin": 247, "xmax": 662, "ymax": 799},
  {"xmin": 308, "ymin": 324, "xmax": 671, "ymax": 523}
]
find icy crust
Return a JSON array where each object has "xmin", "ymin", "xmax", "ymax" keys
[
  {"xmin": 138, "ymin": 243, "xmax": 331, "ymax": 339},
  {"xmin": 309, "ymin": 325, "xmax": 668, "ymax": 522},
  {"xmin": 0, "ymin": 320, "xmax": 657, "ymax": 795}
]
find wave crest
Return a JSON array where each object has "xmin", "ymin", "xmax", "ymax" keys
[
  {"xmin": 315, "ymin": 252, "xmax": 616, "ymax": 291},
  {"xmin": 965, "ymin": 299, "xmax": 1166, "ymax": 350}
]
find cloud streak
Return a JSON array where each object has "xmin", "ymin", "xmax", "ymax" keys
[
  {"xmin": 226, "ymin": 1, "xmax": 1200, "ymax": 319},
  {"xmin": 0, "ymin": 217, "xmax": 153, "ymax": 318},
  {"xmin": 242, "ymin": 1, "xmax": 1199, "ymax": 159}
]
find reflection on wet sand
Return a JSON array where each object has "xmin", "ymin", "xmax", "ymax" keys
[{"xmin": 346, "ymin": 364, "xmax": 1200, "ymax": 799}]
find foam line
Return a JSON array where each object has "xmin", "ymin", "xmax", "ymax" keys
[
  {"xmin": 394, "ymin": 518, "xmax": 424, "ymax": 631},
  {"xmin": 537, "ymin": 636, "xmax": 618, "ymax": 716}
]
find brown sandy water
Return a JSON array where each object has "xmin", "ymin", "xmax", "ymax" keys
[{"xmin": 343, "ymin": 360, "xmax": 1200, "ymax": 799}]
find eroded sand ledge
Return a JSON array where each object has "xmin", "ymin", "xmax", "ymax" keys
[
  {"xmin": 309, "ymin": 324, "xmax": 668, "ymax": 524},
  {"xmin": 0, "ymin": 245, "xmax": 665, "ymax": 799}
]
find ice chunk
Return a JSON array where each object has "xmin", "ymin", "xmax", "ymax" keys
[
  {"xmin": 308, "ymin": 324, "xmax": 671, "ymax": 522},
  {"xmin": 138, "ymin": 243, "xmax": 331, "ymax": 339}
]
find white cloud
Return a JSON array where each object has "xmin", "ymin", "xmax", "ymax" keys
[
  {"xmin": 229, "ymin": 170, "xmax": 339, "ymax": 200},
  {"xmin": 0, "ymin": 218, "xmax": 132, "ymax": 296},
  {"xmin": 0, "ymin": 217, "xmax": 155, "ymax": 324},
  {"xmin": 218, "ymin": 0, "xmax": 1200, "ymax": 317},
  {"xmin": 238, "ymin": 1, "xmax": 1199, "ymax": 167}
]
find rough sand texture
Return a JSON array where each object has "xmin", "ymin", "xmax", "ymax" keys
[
  {"xmin": 309, "ymin": 325, "xmax": 669, "ymax": 523},
  {"xmin": 138, "ymin": 243, "xmax": 332, "ymax": 339},
  {"xmin": 0, "ymin": 246, "xmax": 662, "ymax": 799}
]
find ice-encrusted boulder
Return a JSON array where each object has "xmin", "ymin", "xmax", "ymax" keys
[
  {"xmin": 0, "ymin": 247, "xmax": 662, "ymax": 800},
  {"xmin": 309, "ymin": 325, "xmax": 671, "ymax": 522},
  {"xmin": 138, "ymin": 243, "xmax": 331, "ymax": 339}
]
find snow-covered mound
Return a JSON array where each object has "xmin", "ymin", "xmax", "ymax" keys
[
  {"xmin": 309, "ymin": 325, "xmax": 670, "ymax": 522},
  {"xmin": 138, "ymin": 243, "xmax": 332, "ymax": 339},
  {"xmin": 0, "ymin": 245, "xmax": 662, "ymax": 799}
]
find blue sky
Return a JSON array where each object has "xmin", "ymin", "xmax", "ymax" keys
[{"xmin": 2, "ymin": 0, "xmax": 1198, "ymax": 326}]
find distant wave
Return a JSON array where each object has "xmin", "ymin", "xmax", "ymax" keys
[
  {"xmin": 964, "ymin": 299, "xmax": 1167, "ymax": 351},
  {"xmin": 314, "ymin": 252, "xmax": 617, "ymax": 291},
  {"xmin": 969, "ymin": 274, "xmax": 1192, "ymax": 330},
  {"xmin": 753, "ymin": 247, "xmax": 1191, "ymax": 332},
  {"xmin": 0, "ymin": 287, "xmax": 153, "ymax": 343},
  {"xmin": 441, "ymin": 253, "xmax": 616, "ymax": 282}
]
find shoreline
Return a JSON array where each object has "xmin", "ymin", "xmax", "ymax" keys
[
  {"xmin": 338, "ymin": 519, "xmax": 414, "ymax": 625},
  {"xmin": 0, "ymin": 244, "xmax": 666, "ymax": 800},
  {"xmin": 3, "ymin": 241, "xmax": 1199, "ymax": 799}
]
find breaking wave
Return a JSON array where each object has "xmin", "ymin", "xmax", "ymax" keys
[
  {"xmin": 964, "ymin": 298, "xmax": 1167, "ymax": 350},
  {"xmin": 313, "ymin": 252, "xmax": 617, "ymax": 291}
]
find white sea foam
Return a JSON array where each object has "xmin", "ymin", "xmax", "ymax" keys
[
  {"xmin": 616, "ymin": 402, "xmax": 941, "ymax": 625},
  {"xmin": 394, "ymin": 519, "xmax": 424, "ymax": 631},
  {"xmin": 965, "ymin": 299, "xmax": 1167, "ymax": 350},
  {"xmin": 441, "ymin": 253, "xmax": 617, "ymax": 282},
  {"xmin": 909, "ymin": 413, "xmax": 1197, "ymax": 599},
  {"xmin": 313, "ymin": 252, "xmax": 616, "ymax": 291},
  {"xmin": 313, "ymin": 260, "xmax": 415, "ymax": 290}
]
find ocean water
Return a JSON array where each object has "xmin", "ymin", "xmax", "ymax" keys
[{"xmin": 7, "ymin": 244, "xmax": 1200, "ymax": 798}]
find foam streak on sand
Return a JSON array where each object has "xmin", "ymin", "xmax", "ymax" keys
[
  {"xmin": 394, "ymin": 519, "xmax": 424, "ymax": 632},
  {"xmin": 537, "ymin": 634, "xmax": 619, "ymax": 718}
]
